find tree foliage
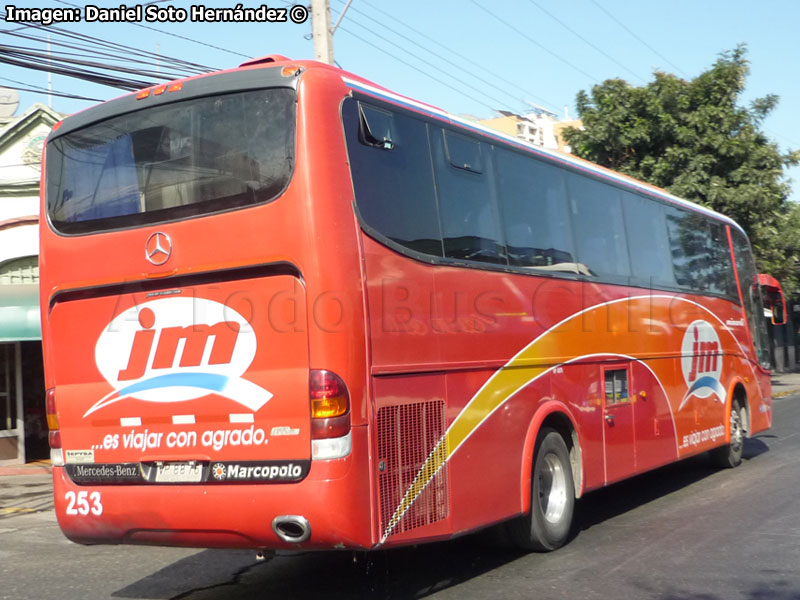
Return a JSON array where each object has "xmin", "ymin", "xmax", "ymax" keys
[{"xmin": 564, "ymin": 45, "xmax": 800, "ymax": 294}]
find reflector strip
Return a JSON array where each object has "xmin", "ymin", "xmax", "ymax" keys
[
  {"xmin": 120, "ymin": 417, "xmax": 142, "ymax": 427},
  {"xmin": 229, "ymin": 413, "xmax": 254, "ymax": 423},
  {"xmin": 172, "ymin": 415, "xmax": 196, "ymax": 425}
]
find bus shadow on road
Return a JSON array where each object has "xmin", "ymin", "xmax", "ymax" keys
[
  {"xmin": 573, "ymin": 436, "xmax": 770, "ymax": 535},
  {"xmin": 114, "ymin": 536, "xmax": 527, "ymax": 600},
  {"xmin": 114, "ymin": 441, "xmax": 774, "ymax": 600}
]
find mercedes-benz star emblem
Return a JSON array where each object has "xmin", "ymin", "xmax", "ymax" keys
[{"xmin": 145, "ymin": 232, "xmax": 172, "ymax": 266}]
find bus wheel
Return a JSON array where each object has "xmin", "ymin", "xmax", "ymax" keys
[
  {"xmin": 507, "ymin": 428, "xmax": 574, "ymax": 552},
  {"xmin": 711, "ymin": 398, "xmax": 745, "ymax": 468}
]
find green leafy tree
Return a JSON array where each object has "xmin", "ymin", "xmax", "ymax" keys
[{"xmin": 564, "ymin": 45, "xmax": 800, "ymax": 294}]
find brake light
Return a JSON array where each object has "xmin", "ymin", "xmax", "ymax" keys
[
  {"xmin": 310, "ymin": 370, "xmax": 349, "ymax": 419},
  {"xmin": 46, "ymin": 388, "xmax": 64, "ymax": 466},
  {"xmin": 310, "ymin": 370, "xmax": 350, "ymax": 445}
]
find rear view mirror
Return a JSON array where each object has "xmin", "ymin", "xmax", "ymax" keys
[{"xmin": 758, "ymin": 274, "xmax": 787, "ymax": 326}]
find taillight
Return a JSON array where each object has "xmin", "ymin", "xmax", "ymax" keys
[
  {"xmin": 46, "ymin": 388, "xmax": 64, "ymax": 466},
  {"xmin": 310, "ymin": 370, "xmax": 351, "ymax": 459},
  {"xmin": 310, "ymin": 369, "xmax": 349, "ymax": 419}
]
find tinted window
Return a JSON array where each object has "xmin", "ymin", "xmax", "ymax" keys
[
  {"xmin": 622, "ymin": 192, "xmax": 676, "ymax": 287},
  {"xmin": 494, "ymin": 148, "xmax": 576, "ymax": 272},
  {"xmin": 430, "ymin": 128, "xmax": 506, "ymax": 264},
  {"xmin": 445, "ymin": 130, "xmax": 483, "ymax": 173},
  {"xmin": 47, "ymin": 88, "xmax": 295, "ymax": 234},
  {"xmin": 566, "ymin": 172, "xmax": 630, "ymax": 279},
  {"xmin": 665, "ymin": 208, "xmax": 711, "ymax": 292},
  {"xmin": 343, "ymin": 100, "xmax": 443, "ymax": 256},
  {"xmin": 709, "ymin": 221, "xmax": 737, "ymax": 297},
  {"xmin": 731, "ymin": 230, "xmax": 770, "ymax": 367}
]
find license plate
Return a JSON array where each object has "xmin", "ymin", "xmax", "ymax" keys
[{"xmin": 155, "ymin": 462, "xmax": 203, "ymax": 483}]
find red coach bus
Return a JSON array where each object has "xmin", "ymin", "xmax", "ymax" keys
[{"xmin": 41, "ymin": 55, "xmax": 784, "ymax": 552}]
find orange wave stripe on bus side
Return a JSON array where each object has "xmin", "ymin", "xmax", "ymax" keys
[{"xmin": 380, "ymin": 295, "xmax": 747, "ymax": 541}]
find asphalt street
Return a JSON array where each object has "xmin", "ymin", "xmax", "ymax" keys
[{"xmin": 2, "ymin": 392, "xmax": 800, "ymax": 600}]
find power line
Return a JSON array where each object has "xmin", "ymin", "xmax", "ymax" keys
[
  {"xmin": 344, "ymin": 0, "xmax": 562, "ymax": 113},
  {"xmin": 0, "ymin": 76, "xmax": 102, "ymax": 101},
  {"xmin": 469, "ymin": 0, "xmax": 599, "ymax": 83},
  {"xmin": 337, "ymin": 20, "xmax": 519, "ymax": 113},
  {"xmin": 333, "ymin": 2, "xmax": 530, "ymax": 113},
  {"xmin": 589, "ymin": 0, "xmax": 688, "ymax": 78},
  {"xmin": 0, "ymin": 14, "xmax": 215, "ymax": 73},
  {"xmin": 53, "ymin": 0, "xmax": 247, "ymax": 60},
  {"xmin": 337, "ymin": 25, "xmax": 498, "ymax": 113},
  {"xmin": 0, "ymin": 44, "xmax": 188, "ymax": 80},
  {"xmin": 1, "ymin": 28, "xmax": 202, "ymax": 76},
  {"xmin": 525, "ymin": 0, "xmax": 646, "ymax": 83}
]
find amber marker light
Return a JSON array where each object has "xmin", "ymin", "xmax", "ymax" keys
[
  {"xmin": 153, "ymin": 85, "xmax": 168, "ymax": 96},
  {"xmin": 281, "ymin": 66, "xmax": 302, "ymax": 77},
  {"xmin": 168, "ymin": 82, "xmax": 183, "ymax": 92},
  {"xmin": 136, "ymin": 88, "xmax": 151, "ymax": 100}
]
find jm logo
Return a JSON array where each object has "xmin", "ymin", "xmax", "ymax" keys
[
  {"xmin": 679, "ymin": 320, "xmax": 725, "ymax": 408},
  {"xmin": 145, "ymin": 232, "xmax": 172, "ymax": 265},
  {"xmin": 687, "ymin": 324, "xmax": 719, "ymax": 383},
  {"xmin": 118, "ymin": 307, "xmax": 240, "ymax": 381},
  {"xmin": 90, "ymin": 297, "xmax": 271, "ymax": 417}
]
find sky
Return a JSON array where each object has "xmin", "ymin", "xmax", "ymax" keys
[{"xmin": 3, "ymin": 0, "xmax": 799, "ymax": 200}]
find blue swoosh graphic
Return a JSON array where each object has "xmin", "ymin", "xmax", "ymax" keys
[
  {"xmin": 679, "ymin": 375, "xmax": 727, "ymax": 410},
  {"xmin": 116, "ymin": 373, "xmax": 229, "ymax": 397},
  {"xmin": 85, "ymin": 372, "xmax": 272, "ymax": 417}
]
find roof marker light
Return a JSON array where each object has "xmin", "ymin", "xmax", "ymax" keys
[
  {"xmin": 136, "ymin": 88, "xmax": 151, "ymax": 100},
  {"xmin": 168, "ymin": 82, "xmax": 183, "ymax": 93},
  {"xmin": 153, "ymin": 85, "xmax": 168, "ymax": 96},
  {"xmin": 281, "ymin": 66, "xmax": 302, "ymax": 77}
]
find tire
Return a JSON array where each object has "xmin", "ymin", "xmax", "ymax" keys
[
  {"xmin": 711, "ymin": 398, "xmax": 746, "ymax": 468},
  {"xmin": 507, "ymin": 428, "xmax": 575, "ymax": 552}
]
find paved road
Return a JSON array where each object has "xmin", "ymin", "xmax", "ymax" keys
[{"xmin": 2, "ymin": 394, "xmax": 800, "ymax": 600}]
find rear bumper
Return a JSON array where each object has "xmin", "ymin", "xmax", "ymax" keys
[{"xmin": 52, "ymin": 426, "xmax": 373, "ymax": 549}]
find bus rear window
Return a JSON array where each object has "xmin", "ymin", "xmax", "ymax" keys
[{"xmin": 46, "ymin": 88, "xmax": 295, "ymax": 234}]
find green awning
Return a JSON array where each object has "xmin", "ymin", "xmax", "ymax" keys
[{"xmin": 0, "ymin": 284, "xmax": 41, "ymax": 342}]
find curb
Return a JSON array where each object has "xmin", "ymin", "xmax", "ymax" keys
[
  {"xmin": 0, "ymin": 465, "xmax": 52, "ymax": 476},
  {"xmin": 773, "ymin": 388, "xmax": 800, "ymax": 399}
]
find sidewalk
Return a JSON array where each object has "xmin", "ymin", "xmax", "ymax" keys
[
  {"xmin": 0, "ymin": 460, "xmax": 52, "ymax": 477},
  {"xmin": 771, "ymin": 371, "xmax": 800, "ymax": 398}
]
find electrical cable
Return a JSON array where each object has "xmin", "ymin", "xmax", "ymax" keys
[
  {"xmin": 525, "ymin": 0, "xmax": 646, "ymax": 83},
  {"xmin": 0, "ymin": 75, "xmax": 103, "ymax": 101},
  {"xmin": 588, "ymin": 0, "xmax": 688, "ymax": 78},
  {"xmin": 53, "ymin": 0, "xmax": 247, "ymax": 60},
  {"xmin": 342, "ymin": 0, "xmax": 562, "ymax": 113},
  {"xmin": 337, "ymin": 20, "xmax": 518, "ymax": 112},
  {"xmin": 469, "ymin": 0, "xmax": 599, "ymax": 83},
  {"xmin": 332, "ymin": 2, "xmax": 539, "ymax": 114},
  {"xmin": 336, "ymin": 25, "xmax": 498, "ymax": 113}
]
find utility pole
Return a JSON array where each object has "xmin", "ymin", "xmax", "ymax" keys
[{"xmin": 311, "ymin": 0, "xmax": 334, "ymax": 65}]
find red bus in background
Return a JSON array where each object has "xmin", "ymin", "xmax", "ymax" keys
[{"xmin": 40, "ymin": 55, "xmax": 785, "ymax": 552}]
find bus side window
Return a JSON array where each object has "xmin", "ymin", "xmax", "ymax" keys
[
  {"xmin": 430, "ymin": 128, "xmax": 507, "ymax": 265},
  {"xmin": 708, "ymin": 221, "xmax": 737, "ymax": 298},
  {"xmin": 343, "ymin": 99, "xmax": 444, "ymax": 257},
  {"xmin": 604, "ymin": 369, "xmax": 629, "ymax": 404},
  {"xmin": 565, "ymin": 171, "xmax": 631, "ymax": 281},
  {"xmin": 359, "ymin": 105, "xmax": 395, "ymax": 150},
  {"xmin": 493, "ymin": 147, "xmax": 576, "ymax": 272},
  {"xmin": 622, "ymin": 191, "xmax": 676, "ymax": 288}
]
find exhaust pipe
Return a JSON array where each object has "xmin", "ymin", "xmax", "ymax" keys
[{"xmin": 272, "ymin": 515, "xmax": 311, "ymax": 543}]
